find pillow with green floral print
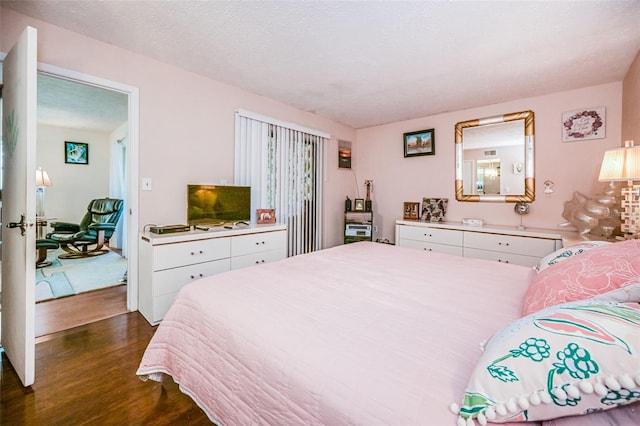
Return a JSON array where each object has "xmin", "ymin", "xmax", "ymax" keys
[
  {"xmin": 452, "ymin": 298, "xmax": 640, "ymax": 425},
  {"xmin": 533, "ymin": 241, "xmax": 610, "ymax": 273}
]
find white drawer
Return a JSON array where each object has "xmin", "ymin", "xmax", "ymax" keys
[
  {"xmin": 399, "ymin": 238, "xmax": 464, "ymax": 256},
  {"xmin": 231, "ymin": 230, "xmax": 287, "ymax": 257},
  {"xmin": 464, "ymin": 247, "xmax": 540, "ymax": 267},
  {"xmin": 397, "ymin": 226, "xmax": 463, "ymax": 246},
  {"xmin": 231, "ymin": 248, "xmax": 287, "ymax": 270},
  {"xmin": 463, "ymin": 232, "xmax": 556, "ymax": 257},
  {"xmin": 153, "ymin": 238, "xmax": 230, "ymax": 271},
  {"xmin": 153, "ymin": 292, "xmax": 178, "ymax": 324},
  {"xmin": 154, "ymin": 258, "xmax": 231, "ymax": 297}
]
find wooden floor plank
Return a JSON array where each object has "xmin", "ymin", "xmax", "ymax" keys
[
  {"xmin": 35, "ymin": 284, "xmax": 129, "ymax": 338},
  {"xmin": 1, "ymin": 312, "xmax": 210, "ymax": 424}
]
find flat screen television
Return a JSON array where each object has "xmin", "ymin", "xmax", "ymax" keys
[{"xmin": 187, "ymin": 185, "xmax": 251, "ymax": 225}]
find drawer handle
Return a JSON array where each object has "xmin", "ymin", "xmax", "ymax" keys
[
  {"xmin": 255, "ymin": 259, "xmax": 265, "ymax": 264},
  {"xmin": 190, "ymin": 250, "xmax": 205, "ymax": 255},
  {"xmin": 423, "ymin": 233, "xmax": 432, "ymax": 237},
  {"xmin": 498, "ymin": 259, "xmax": 509, "ymax": 263},
  {"xmin": 255, "ymin": 241, "xmax": 266, "ymax": 245},
  {"xmin": 190, "ymin": 273, "xmax": 204, "ymax": 279},
  {"xmin": 423, "ymin": 248, "xmax": 432, "ymax": 252},
  {"xmin": 498, "ymin": 242, "xmax": 510, "ymax": 246}
]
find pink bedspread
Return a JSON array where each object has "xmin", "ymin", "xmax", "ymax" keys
[{"xmin": 137, "ymin": 242, "xmax": 536, "ymax": 425}]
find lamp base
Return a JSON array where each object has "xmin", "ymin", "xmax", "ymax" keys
[{"xmin": 620, "ymin": 182, "xmax": 640, "ymax": 238}]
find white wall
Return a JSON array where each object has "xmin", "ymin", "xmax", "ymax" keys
[{"xmin": 37, "ymin": 124, "xmax": 111, "ymax": 226}]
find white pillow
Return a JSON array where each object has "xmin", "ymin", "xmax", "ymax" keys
[
  {"xmin": 453, "ymin": 297, "xmax": 640, "ymax": 425},
  {"xmin": 533, "ymin": 241, "xmax": 610, "ymax": 273}
]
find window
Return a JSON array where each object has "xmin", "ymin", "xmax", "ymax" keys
[{"xmin": 235, "ymin": 110, "xmax": 328, "ymax": 256}]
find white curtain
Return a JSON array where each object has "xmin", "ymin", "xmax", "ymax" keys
[
  {"xmin": 109, "ymin": 135, "xmax": 127, "ymax": 257},
  {"xmin": 235, "ymin": 110, "xmax": 328, "ymax": 256}
]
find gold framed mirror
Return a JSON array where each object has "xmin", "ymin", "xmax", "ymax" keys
[{"xmin": 455, "ymin": 110, "xmax": 535, "ymax": 203}]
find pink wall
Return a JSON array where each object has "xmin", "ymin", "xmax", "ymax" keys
[
  {"xmin": 622, "ymin": 50, "xmax": 640, "ymax": 144},
  {"xmin": 356, "ymin": 83, "xmax": 624, "ymax": 241},
  {"xmin": 3, "ymin": 8, "xmax": 637, "ymax": 248},
  {"xmin": 1, "ymin": 8, "xmax": 357, "ymax": 248}
]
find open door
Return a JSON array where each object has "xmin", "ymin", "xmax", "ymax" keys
[{"xmin": 1, "ymin": 26, "xmax": 38, "ymax": 387}]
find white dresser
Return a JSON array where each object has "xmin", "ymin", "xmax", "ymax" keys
[
  {"xmin": 395, "ymin": 220, "xmax": 567, "ymax": 267},
  {"xmin": 139, "ymin": 224, "xmax": 287, "ymax": 325}
]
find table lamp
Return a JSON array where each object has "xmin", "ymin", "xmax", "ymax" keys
[
  {"xmin": 598, "ymin": 140, "xmax": 640, "ymax": 238},
  {"xmin": 35, "ymin": 166, "xmax": 53, "ymax": 219}
]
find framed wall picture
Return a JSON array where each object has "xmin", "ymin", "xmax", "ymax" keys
[
  {"xmin": 257, "ymin": 209, "xmax": 276, "ymax": 224},
  {"xmin": 403, "ymin": 129, "xmax": 435, "ymax": 157},
  {"xmin": 354, "ymin": 198, "xmax": 365, "ymax": 211},
  {"xmin": 65, "ymin": 141, "xmax": 89, "ymax": 164},
  {"xmin": 338, "ymin": 139, "xmax": 352, "ymax": 169},
  {"xmin": 561, "ymin": 106, "xmax": 606, "ymax": 142}
]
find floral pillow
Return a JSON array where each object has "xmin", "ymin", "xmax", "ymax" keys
[
  {"xmin": 522, "ymin": 239, "xmax": 640, "ymax": 316},
  {"xmin": 452, "ymin": 298, "xmax": 640, "ymax": 425},
  {"xmin": 533, "ymin": 241, "xmax": 610, "ymax": 273}
]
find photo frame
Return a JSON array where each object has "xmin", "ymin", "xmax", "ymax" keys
[
  {"xmin": 338, "ymin": 139, "xmax": 352, "ymax": 169},
  {"xmin": 256, "ymin": 209, "xmax": 276, "ymax": 224},
  {"xmin": 354, "ymin": 198, "xmax": 365, "ymax": 211},
  {"xmin": 421, "ymin": 198, "xmax": 448, "ymax": 222},
  {"xmin": 403, "ymin": 128, "xmax": 435, "ymax": 157},
  {"xmin": 562, "ymin": 106, "xmax": 606, "ymax": 142},
  {"xmin": 65, "ymin": 141, "xmax": 89, "ymax": 164},
  {"xmin": 403, "ymin": 202, "xmax": 420, "ymax": 220}
]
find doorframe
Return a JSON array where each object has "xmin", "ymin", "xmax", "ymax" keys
[{"xmin": 36, "ymin": 62, "xmax": 140, "ymax": 311}]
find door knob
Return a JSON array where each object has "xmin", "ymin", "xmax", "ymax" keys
[{"xmin": 7, "ymin": 214, "xmax": 33, "ymax": 236}]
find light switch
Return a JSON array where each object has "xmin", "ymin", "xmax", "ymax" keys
[{"xmin": 142, "ymin": 178, "xmax": 152, "ymax": 191}]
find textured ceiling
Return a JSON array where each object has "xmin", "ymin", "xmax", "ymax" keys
[
  {"xmin": 3, "ymin": 0, "xmax": 640, "ymax": 130},
  {"xmin": 37, "ymin": 74, "xmax": 128, "ymax": 133}
]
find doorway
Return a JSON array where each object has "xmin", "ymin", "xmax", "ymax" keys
[{"xmin": 0, "ymin": 60, "xmax": 140, "ymax": 336}]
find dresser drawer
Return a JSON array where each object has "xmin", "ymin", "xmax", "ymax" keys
[
  {"xmin": 464, "ymin": 232, "xmax": 556, "ymax": 257},
  {"xmin": 464, "ymin": 247, "xmax": 540, "ymax": 267},
  {"xmin": 153, "ymin": 238, "xmax": 230, "ymax": 271},
  {"xmin": 400, "ymin": 238, "xmax": 464, "ymax": 256},
  {"xmin": 153, "ymin": 258, "xmax": 231, "ymax": 297},
  {"xmin": 397, "ymin": 225, "xmax": 463, "ymax": 246},
  {"xmin": 231, "ymin": 248, "xmax": 287, "ymax": 270},
  {"xmin": 231, "ymin": 230, "xmax": 287, "ymax": 257}
]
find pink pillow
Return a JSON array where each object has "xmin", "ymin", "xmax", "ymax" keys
[{"xmin": 522, "ymin": 239, "xmax": 640, "ymax": 316}]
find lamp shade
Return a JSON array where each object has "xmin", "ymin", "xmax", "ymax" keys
[
  {"xmin": 35, "ymin": 167, "xmax": 53, "ymax": 187},
  {"xmin": 598, "ymin": 141, "xmax": 640, "ymax": 182}
]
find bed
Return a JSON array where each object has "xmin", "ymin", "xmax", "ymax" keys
[{"xmin": 137, "ymin": 240, "xmax": 640, "ymax": 425}]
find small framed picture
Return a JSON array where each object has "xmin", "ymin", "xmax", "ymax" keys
[
  {"xmin": 354, "ymin": 198, "xmax": 365, "ymax": 211},
  {"xmin": 338, "ymin": 139, "xmax": 352, "ymax": 169},
  {"xmin": 403, "ymin": 202, "xmax": 420, "ymax": 220},
  {"xmin": 65, "ymin": 141, "xmax": 89, "ymax": 164},
  {"xmin": 561, "ymin": 107, "xmax": 606, "ymax": 142},
  {"xmin": 403, "ymin": 129, "xmax": 435, "ymax": 157},
  {"xmin": 257, "ymin": 209, "xmax": 276, "ymax": 224}
]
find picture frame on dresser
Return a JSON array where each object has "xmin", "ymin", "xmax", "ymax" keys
[
  {"xmin": 403, "ymin": 202, "xmax": 420, "ymax": 220},
  {"xmin": 257, "ymin": 209, "xmax": 276, "ymax": 224},
  {"xmin": 354, "ymin": 198, "xmax": 365, "ymax": 211}
]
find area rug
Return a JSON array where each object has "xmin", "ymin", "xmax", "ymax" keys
[
  {"xmin": 41, "ymin": 248, "xmax": 128, "ymax": 295},
  {"xmin": 36, "ymin": 268, "xmax": 75, "ymax": 302},
  {"xmin": 0, "ymin": 248, "xmax": 127, "ymax": 303}
]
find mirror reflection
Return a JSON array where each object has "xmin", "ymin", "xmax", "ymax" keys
[{"xmin": 455, "ymin": 110, "xmax": 535, "ymax": 203}]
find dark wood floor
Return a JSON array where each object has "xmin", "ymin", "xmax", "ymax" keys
[{"xmin": 1, "ymin": 312, "xmax": 210, "ymax": 424}]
